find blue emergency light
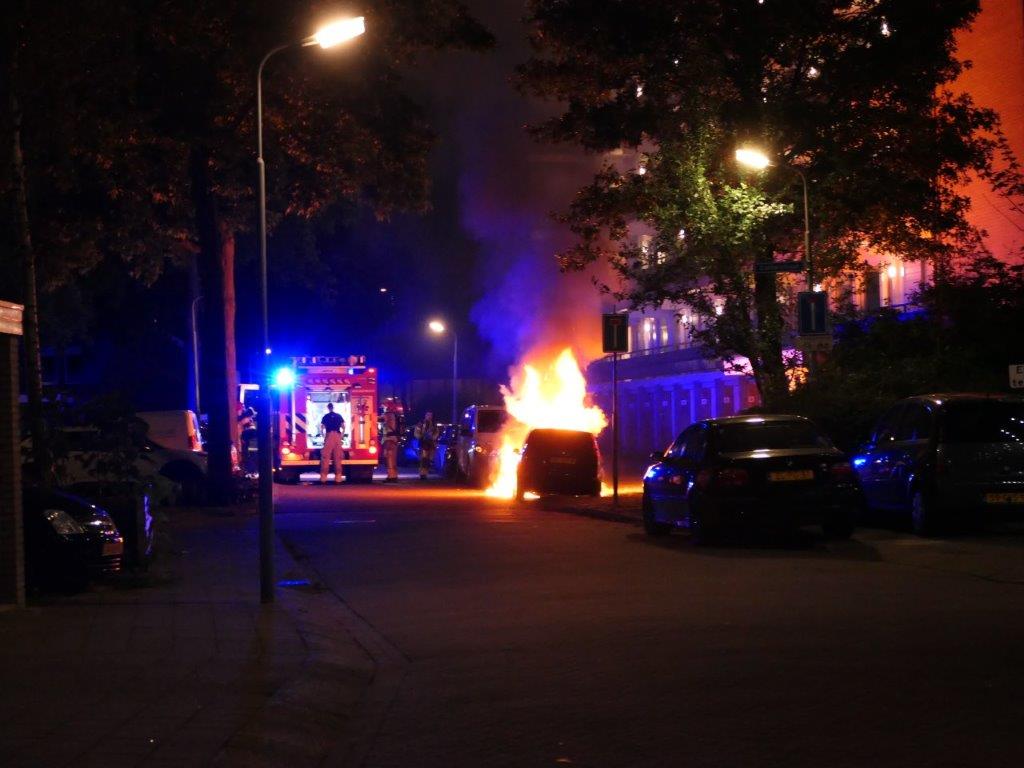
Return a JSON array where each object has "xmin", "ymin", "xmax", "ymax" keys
[{"xmin": 273, "ymin": 367, "xmax": 296, "ymax": 389}]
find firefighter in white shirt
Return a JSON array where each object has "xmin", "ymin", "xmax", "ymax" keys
[{"xmin": 319, "ymin": 402, "xmax": 346, "ymax": 484}]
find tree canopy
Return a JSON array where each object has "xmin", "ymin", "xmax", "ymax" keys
[{"xmin": 520, "ymin": 0, "xmax": 1020, "ymax": 402}]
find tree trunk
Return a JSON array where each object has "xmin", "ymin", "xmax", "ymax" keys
[
  {"xmin": 220, "ymin": 221, "xmax": 239, "ymax": 450},
  {"xmin": 752, "ymin": 248, "xmax": 788, "ymax": 409},
  {"xmin": 9, "ymin": 64, "xmax": 51, "ymax": 484},
  {"xmin": 189, "ymin": 146, "xmax": 235, "ymax": 505}
]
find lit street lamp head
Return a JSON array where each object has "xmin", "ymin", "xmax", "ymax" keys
[
  {"xmin": 735, "ymin": 147, "xmax": 771, "ymax": 170},
  {"xmin": 428, "ymin": 320, "xmax": 447, "ymax": 335},
  {"xmin": 305, "ymin": 16, "xmax": 366, "ymax": 48}
]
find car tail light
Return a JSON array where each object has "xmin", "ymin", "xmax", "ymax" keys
[
  {"xmin": 369, "ymin": 445, "xmax": 378, "ymax": 455},
  {"xmin": 696, "ymin": 467, "xmax": 749, "ymax": 489},
  {"xmin": 830, "ymin": 462, "xmax": 855, "ymax": 482},
  {"xmin": 715, "ymin": 467, "xmax": 750, "ymax": 487}
]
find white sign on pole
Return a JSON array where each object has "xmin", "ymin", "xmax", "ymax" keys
[{"xmin": 1010, "ymin": 364, "xmax": 1024, "ymax": 389}]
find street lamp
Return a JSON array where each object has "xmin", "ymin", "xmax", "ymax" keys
[
  {"xmin": 255, "ymin": 16, "xmax": 365, "ymax": 604},
  {"xmin": 735, "ymin": 147, "xmax": 814, "ymax": 287},
  {"xmin": 428, "ymin": 320, "xmax": 459, "ymax": 424}
]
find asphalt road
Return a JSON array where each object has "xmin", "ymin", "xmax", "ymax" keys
[{"xmin": 275, "ymin": 474, "xmax": 1024, "ymax": 768}]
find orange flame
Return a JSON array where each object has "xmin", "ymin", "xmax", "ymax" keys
[{"xmin": 485, "ymin": 348, "xmax": 608, "ymax": 498}]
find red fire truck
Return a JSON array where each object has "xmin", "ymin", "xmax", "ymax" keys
[{"xmin": 274, "ymin": 356, "xmax": 379, "ymax": 483}]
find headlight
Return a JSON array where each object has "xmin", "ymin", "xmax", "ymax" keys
[
  {"xmin": 45, "ymin": 509, "xmax": 85, "ymax": 537},
  {"xmin": 473, "ymin": 445, "xmax": 484, "ymax": 454}
]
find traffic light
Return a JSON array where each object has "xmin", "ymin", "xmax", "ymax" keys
[{"xmin": 797, "ymin": 291, "xmax": 829, "ymax": 335}]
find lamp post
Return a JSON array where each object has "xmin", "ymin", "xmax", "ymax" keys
[
  {"xmin": 735, "ymin": 147, "xmax": 813, "ymax": 287},
  {"xmin": 255, "ymin": 16, "xmax": 365, "ymax": 604},
  {"xmin": 428, "ymin": 320, "xmax": 459, "ymax": 424}
]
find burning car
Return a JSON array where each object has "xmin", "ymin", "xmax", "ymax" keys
[{"xmin": 515, "ymin": 428, "xmax": 602, "ymax": 501}]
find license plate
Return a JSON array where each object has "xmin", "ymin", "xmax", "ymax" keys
[
  {"xmin": 102, "ymin": 542, "xmax": 123, "ymax": 557},
  {"xmin": 550, "ymin": 457, "xmax": 577, "ymax": 465},
  {"xmin": 984, "ymin": 493, "xmax": 1024, "ymax": 505},
  {"xmin": 768, "ymin": 469, "xmax": 814, "ymax": 482}
]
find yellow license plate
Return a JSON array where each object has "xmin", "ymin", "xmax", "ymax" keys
[
  {"xmin": 768, "ymin": 469, "xmax": 814, "ymax": 482},
  {"xmin": 984, "ymin": 493, "xmax": 1024, "ymax": 505}
]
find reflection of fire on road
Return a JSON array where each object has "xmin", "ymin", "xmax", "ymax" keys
[{"xmin": 485, "ymin": 348, "xmax": 608, "ymax": 499}]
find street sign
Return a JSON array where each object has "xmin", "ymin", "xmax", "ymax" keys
[
  {"xmin": 0, "ymin": 301, "xmax": 23, "ymax": 337},
  {"xmin": 796, "ymin": 334, "xmax": 834, "ymax": 353},
  {"xmin": 755, "ymin": 261, "xmax": 805, "ymax": 274},
  {"xmin": 1010, "ymin": 364, "xmax": 1024, "ymax": 389},
  {"xmin": 602, "ymin": 313, "xmax": 629, "ymax": 354},
  {"xmin": 797, "ymin": 291, "xmax": 829, "ymax": 335}
]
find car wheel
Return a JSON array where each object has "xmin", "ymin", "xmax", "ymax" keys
[
  {"xmin": 642, "ymin": 490, "xmax": 671, "ymax": 536},
  {"xmin": 688, "ymin": 496, "xmax": 719, "ymax": 545},
  {"xmin": 910, "ymin": 488, "xmax": 941, "ymax": 536},
  {"xmin": 823, "ymin": 509, "xmax": 855, "ymax": 540}
]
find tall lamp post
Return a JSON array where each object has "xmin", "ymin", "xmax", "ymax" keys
[
  {"xmin": 428, "ymin": 320, "xmax": 459, "ymax": 424},
  {"xmin": 735, "ymin": 147, "xmax": 813, "ymax": 287},
  {"xmin": 255, "ymin": 16, "xmax": 365, "ymax": 604}
]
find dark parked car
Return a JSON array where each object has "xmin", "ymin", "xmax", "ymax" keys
[
  {"xmin": 642, "ymin": 415, "xmax": 858, "ymax": 542},
  {"xmin": 852, "ymin": 394, "xmax": 1024, "ymax": 535},
  {"xmin": 64, "ymin": 481, "xmax": 154, "ymax": 568},
  {"xmin": 515, "ymin": 428, "xmax": 601, "ymax": 501},
  {"xmin": 22, "ymin": 486, "xmax": 124, "ymax": 590}
]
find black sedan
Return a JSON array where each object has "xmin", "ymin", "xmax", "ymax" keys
[
  {"xmin": 23, "ymin": 486, "xmax": 124, "ymax": 590},
  {"xmin": 516, "ymin": 428, "xmax": 602, "ymax": 501},
  {"xmin": 642, "ymin": 415, "xmax": 858, "ymax": 542},
  {"xmin": 852, "ymin": 393, "xmax": 1024, "ymax": 535}
]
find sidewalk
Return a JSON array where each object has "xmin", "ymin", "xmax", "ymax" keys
[{"xmin": 0, "ymin": 507, "xmax": 375, "ymax": 768}]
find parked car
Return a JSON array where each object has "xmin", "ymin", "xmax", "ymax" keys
[
  {"xmin": 642, "ymin": 415, "xmax": 859, "ymax": 542},
  {"xmin": 63, "ymin": 481, "xmax": 154, "ymax": 568},
  {"xmin": 433, "ymin": 424, "xmax": 459, "ymax": 477},
  {"xmin": 515, "ymin": 428, "xmax": 601, "ymax": 501},
  {"xmin": 22, "ymin": 486, "xmax": 124, "ymax": 590},
  {"xmin": 852, "ymin": 394, "xmax": 1024, "ymax": 535},
  {"xmin": 456, "ymin": 405, "xmax": 508, "ymax": 487}
]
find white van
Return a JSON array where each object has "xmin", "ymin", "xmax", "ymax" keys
[{"xmin": 456, "ymin": 405, "xmax": 508, "ymax": 487}]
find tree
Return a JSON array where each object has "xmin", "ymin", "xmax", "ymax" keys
[
  {"xmin": 3, "ymin": 1, "xmax": 492, "ymax": 499},
  {"xmin": 2, "ymin": 1, "xmax": 192, "ymax": 484},
  {"xmin": 135, "ymin": 0, "xmax": 491, "ymax": 502},
  {"xmin": 520, "ymin": 0, "xmax": 1020, "ymax": 405}
]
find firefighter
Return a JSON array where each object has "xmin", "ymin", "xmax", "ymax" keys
[
  {"xmin": 319, "ymin": 402, "xmax": 346, "ymax": 484},
  {"xmin": 382, "ymin": 410, "xmax": 399, "ymax": 483},
  {"xmin": 415, "ymin": 411, "xmax": 438, "ymax": 480}
]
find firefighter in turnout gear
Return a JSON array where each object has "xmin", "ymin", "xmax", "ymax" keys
[
  {"xmin": 382, "ymin": 411, "xmax": 399, "ymax": 483},
  {"xmin": 319, "ymin": 402, "xmax": 346, "ymax": 483},
  {"xmin": 415, "ymin": 411, "xmax": 438, "ymax": 480}
]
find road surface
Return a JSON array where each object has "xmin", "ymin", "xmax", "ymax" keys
[{"xmin": 275, "ymin": 474, "xmax": 1024, "ymax": 768}]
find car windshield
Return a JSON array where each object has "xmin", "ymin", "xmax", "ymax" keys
[
  {"xmin": 942, "ymin": 401, "xmax": 1024, "ymax": 444},
  {"xmin": 526, "ymin": 430, "xmax": 594, "ymax": 453},
  {"xmin": 477, "ymin": 410, "xmax": 507, "ymax": 433},
  {"xmin": 714, "ymin": 420, "xmax": 832, "ymax": 452}
]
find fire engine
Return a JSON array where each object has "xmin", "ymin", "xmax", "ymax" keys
[{"xmin": 274, "ymin": 356, "xmax": 379, "ymax": 483}]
